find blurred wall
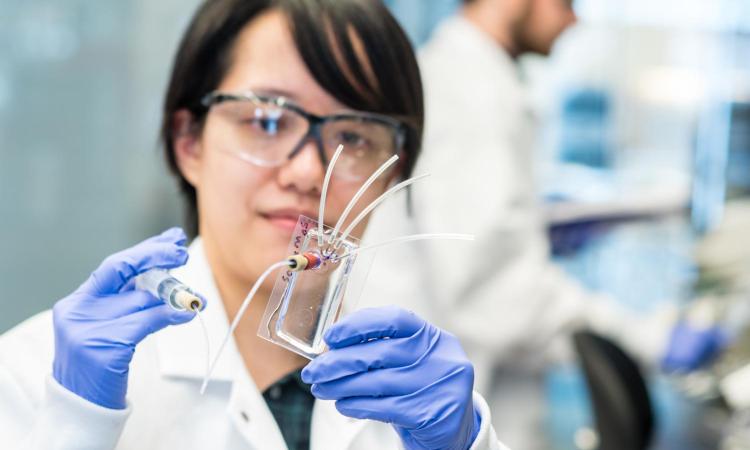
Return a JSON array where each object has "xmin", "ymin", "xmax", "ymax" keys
[
  {"xmin": 383, "ymin": 0, "xmax": 459, "ymax": 45},
  {"xmin": 0, "ymin": 0, "xmax": 201, "ymax": 332}
]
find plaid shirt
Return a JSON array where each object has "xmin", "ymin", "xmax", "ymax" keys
[{"xmin": 263, "ymin": 369, "xmax": 315, "ymax": 450}]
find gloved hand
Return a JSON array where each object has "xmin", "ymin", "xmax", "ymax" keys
[
  {"xmin": 661, "ymin": 320, "xmax": 728, "ymax": 373},
  {"xmin": 302, "ymin": 306, "xmax": 481, "ymax": 450},
  {"xmin": 53, "ymin": 227, "xmax": 199, "ymax": 409}
]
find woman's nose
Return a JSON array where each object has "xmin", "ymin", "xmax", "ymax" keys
[{"xmin": 276, "ymin": 138, "xmax": 325, "ymax": 195}]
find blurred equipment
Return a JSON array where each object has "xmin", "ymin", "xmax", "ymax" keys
[
  {"xmin": 574, "ymin": 330, "xmax": 655, "ymax": 450},
  {"xmin": 674, "ymin": 201, "xmax": 750, "ymax": 448},
  {"xmin": 558, "ymin": 88, "xmax": 613, "ymax": 169}
]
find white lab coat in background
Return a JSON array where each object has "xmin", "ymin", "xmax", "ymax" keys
[
  {"xmin": 0, "ymin": 238, "xmax": 507, "ymax": 450},
  {"xmin": 359, "ymin": 15, "xmax": 669, "ymax": 400}
]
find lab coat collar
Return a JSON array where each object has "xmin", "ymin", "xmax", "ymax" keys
[
  {"xmin": 152, "ymin": 237, "xmax": 369, "ymax": 449},
  {"xmin": 311, "ymin": 399, "xmax": 369, "ymax": 450}
]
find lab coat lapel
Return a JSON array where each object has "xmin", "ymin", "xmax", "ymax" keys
[
  {"xmin": 154, "ymin": 238, "xmax": 288, "ymax": 450},
  {"xmin": 225, "ymin": 362, "xmax": 289, "ymax": 450},
  {"xmin": 310, "ymin": 397, "xmax": 368, "ymax": 450},
  {"xmin": 154, "ymin": 238, "xmax": 239, "ymax": 381}
]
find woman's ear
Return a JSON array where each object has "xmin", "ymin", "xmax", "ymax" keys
[{"xmin": 172, "ymin": 109, "xmax": 202, "ymax": 187}]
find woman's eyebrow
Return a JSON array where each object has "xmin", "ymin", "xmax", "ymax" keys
[
  {"xmin": 248, "ymin": 86, "xmax": 357, "ymax": 115},
  {"xmin": 249, "ymin": 86, "xmax": 300, "ymax": 101}
]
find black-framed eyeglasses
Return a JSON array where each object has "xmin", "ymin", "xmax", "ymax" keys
[{"xmin": 201, "ymin": 91, "xmax": 408, "ymax": 181}]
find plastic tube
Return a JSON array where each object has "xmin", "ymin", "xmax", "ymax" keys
[
  {"xmin": 135, "ymin": 269, "xmax": 203, "ymax": 311},
  {"xmin": 200, "ymin": 260, "xmax": 291, "ymax": 394},
  {"xmin": 318, "ymin": 144, "xmax": 345, "ymax": 247},
  {"xmin": 334, "ymin": 173, "xmax": 430, "ymax": 248},
  {"xmin": 337, "ymin": 233, "xmax": 475, "ymax": 260},
  {"xmin": 329, "ymin": 154, "xmax": 399, "ymax": 245},
  {"xmin": 194, "ymin": 307, "xmax": 210, "ymax": 389}
]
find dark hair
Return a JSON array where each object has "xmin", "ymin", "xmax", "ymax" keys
[{"xmin": 161, "ymin": 0, "xmax": 423, "ymax": 236}]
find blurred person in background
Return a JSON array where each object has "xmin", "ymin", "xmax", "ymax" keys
[
  {"xmin": 360, "ymin": 0, "xmax": 720, "ymax": 446},
  {"xmin": 0, "ymin": 1, "xmax": 509, "ymax": 449},
  {"xmin": 365, "ymin": 0, "xmax": 620, "ymax": 390}
]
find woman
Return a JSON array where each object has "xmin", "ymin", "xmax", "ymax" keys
[{"xmin": 0, "ymin": 1, "xmax": 507, "ymax": 449}]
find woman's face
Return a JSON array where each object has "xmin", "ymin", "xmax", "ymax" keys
[{"xmin": 176, "ymin": 9, "xmax": 396, "ymax": 288}]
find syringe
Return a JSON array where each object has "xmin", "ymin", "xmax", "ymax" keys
[{"xmin": 135, "ymin": 269, "xmax": 204, "ymax": 311}]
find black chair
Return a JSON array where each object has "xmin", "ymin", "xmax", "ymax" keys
[{"xmin": 573, "ymin": 330, "xmax": 655, "ymax": 450}]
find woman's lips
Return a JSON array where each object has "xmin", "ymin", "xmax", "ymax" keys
[
  {"xmin": 265, "ymin": 215, "xmax": 299, "ymax": 231},
  {"xmin": 260, "ymin": 210, "xmax": 317, "ymax": 232}
]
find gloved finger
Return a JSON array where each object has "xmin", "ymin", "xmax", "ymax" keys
[
  {"xmin": 662, "ymin": 325, "xmax": 728, "ymax": 372},
  {"xmin": 115, "ymin": 303, "xmax": 195, "ymax": 345},
  {"xmin": 70, "ymin": 290, "xmax": 164, "ymax": 319},
  {"xmin": 311, "ymin": 351, "xmax": 463, "ymax": 400},
  {"xmin": 324, "ymin": 305, "xmax": 426, "ymax": 349},
  {"xmin": 79, "ymin": 229, "xmax": 189, "ymax": 296},
  {"xmin": 302, "ymin": 327, "xmax": 436, "ymax": 384},
  {"xmin": 334, "ymin": 373, "xmax": 467, "ymax": 430},
  {"xmin": 119, "ymin": 278, "xmax": 136, "ymax": 293},
  {"xmin": 311, "ymin": 369, "xmax": 422, "ymax": 400},
  {"xmin": 151, "ymin": 227, "xmax": 188, "ymax": 246},
  {"xmin": 334, "ymin": 395, "xmax": 422, "ymax": 429}
]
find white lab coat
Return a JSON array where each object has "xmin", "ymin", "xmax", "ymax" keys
[
  {"xmin": 359, "ymin": 15, "xmax": 668, "ymax": 396},
  {"xmin": 0, "ymin": 237, "xmax": 508, "ymax": 450}
]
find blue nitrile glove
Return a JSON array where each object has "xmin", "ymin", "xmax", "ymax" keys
[
  {"xmin": 302, "ymin": 306, "xmax": 481, "ymax": 450},
  {"xmin": 53, "ymin": 227, "xmax": 199, "ymax": 409},
  {"xmin": 661, "ymin": 321, "xmax": 729, "ymax": 373}
]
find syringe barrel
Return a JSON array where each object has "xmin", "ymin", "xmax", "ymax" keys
[{"xmin": 134, "ymin": 269, "xmax": 203, "ymax": 311}]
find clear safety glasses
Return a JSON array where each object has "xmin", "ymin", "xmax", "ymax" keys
[{"xmin": 201, "ymin": 91, "xmax": 408, "ymax": 181}]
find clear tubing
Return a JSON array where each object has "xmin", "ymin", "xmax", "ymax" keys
[
  {"xmin": 328, "ymin": 154, "xmax": 399, "ymax": 245},
  {"xmin": 200, "ymin": 260, "xmax": 291, "ymax": 394},
  {"xmin": 135, "ymin": 269, "xmax": 203, "ymax": 311},
  {"xmin": 194, "ymin": 307, "xmax": 210, "ymax": 390},
  {"xmin": 334, "ymin": 173, "xmax": 431, "ymax": 249},
  {"xmin": 318, "ymin": 144, "xmax": 345, "ymax": 247},
  {"xmin": 338, "ymin": 233, "xmax": 475, "ymax": 260}
]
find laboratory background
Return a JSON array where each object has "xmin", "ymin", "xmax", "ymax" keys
[{"xmin": 2, "ymin": 0, "xmax": 750, "ymax": 449}]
